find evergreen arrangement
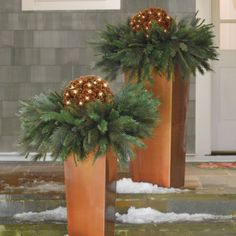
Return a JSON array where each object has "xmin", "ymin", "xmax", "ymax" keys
[
  {"xmin": 18, "ymin": 77, "xmax": 159, "ymax": 164},
  {"xmin": 95, "ymin": 8, "xmax": 218, "ymax": 82}
]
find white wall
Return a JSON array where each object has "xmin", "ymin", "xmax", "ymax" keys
[{"xmin": 195, "ymin": 0, "xmax": 212, "ymax": 155}]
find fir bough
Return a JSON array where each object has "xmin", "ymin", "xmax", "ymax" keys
[
  {"xmin": 95, "ymin": 14, "xmax": 218, "ymax": 82},
  {"xmin": 18, "ymin": 84, "xmax": 160, "ymax": 164}
]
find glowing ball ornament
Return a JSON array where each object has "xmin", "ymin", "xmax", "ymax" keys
[
  {"xmin": 63, "ymin": 75, "xmax": 113, "ymax": 107},
  {"xmin": 130, "ymin": 7, "xmax": 172, "ymax": 35}
]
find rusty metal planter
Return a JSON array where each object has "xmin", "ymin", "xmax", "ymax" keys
[
  {"xmin": 64, "ymin": 152, "xmax": 117, "ymax": 236},
  {"xmin": 130, "ymin": 71, "xmax": 189, "ymax": 188}
]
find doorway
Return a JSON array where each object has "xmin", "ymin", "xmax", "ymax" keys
[{"xmin": 211, "ymin": 0, "xmax": 236, "ymax": 153}]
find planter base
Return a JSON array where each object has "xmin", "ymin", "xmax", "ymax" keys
[
  {"xmin": 130, "ymin": 72, "xmax": 189, "ymax": 188},
  {"xmin": 64, "ymin": 152, "xmax": 117, "ymax": 236}
]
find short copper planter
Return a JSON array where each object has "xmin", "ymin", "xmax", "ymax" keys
[
  {"xmin": 64, "ymin": 152, "xmax": 117, "ymax": 236},
  {"xmin": 130, "ymin": 71, "xmax": 189, "ymax": 188}
]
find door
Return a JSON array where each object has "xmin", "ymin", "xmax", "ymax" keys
[{"xmin": 212, "ymin": 0, "xmax": 236, "ymax": 152}]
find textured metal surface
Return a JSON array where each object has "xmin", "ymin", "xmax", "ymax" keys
[
  {"xmin": 130, "ymin": 71, "xmax": 189, "ymax": 187},
  {"xmin": 64, "ymin": 152, "xmax": 117, "ymax": 236}
]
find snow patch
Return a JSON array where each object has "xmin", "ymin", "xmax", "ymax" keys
[
  {"xmin": 14, "ymin": 206, "xmax": 233, "ymax": 225},
  {"xmin": 13, "ymin": 207, "xmax": 67, "ymax": 222},
  {"xmin": 4, "ymin": 180, "xmax": 64, "ymax": 193},
  {"xmin": 116, "ymin": 207, "xmax": 233, "ymax": 224},
  {"xmin": 116, "ymin": 178, "xmax": 189, "ymax": 194}
]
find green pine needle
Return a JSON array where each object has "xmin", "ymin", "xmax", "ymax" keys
[
  {"xmin": 18, "ymin": 84, "xmax": 160, "ymax": 164},
  {"xmin": 95, "ymin": 14, "xmax": 218, "ymax": 82}
]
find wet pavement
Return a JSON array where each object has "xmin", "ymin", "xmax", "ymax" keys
[{"xmin": 0, "ymin": 161, "xmax": 236, "ymax": 235}]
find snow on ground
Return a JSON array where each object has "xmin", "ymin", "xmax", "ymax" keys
[
  {"xmin": 116, "ymin": 178, "xmax": 189, "ymax": 194},
  {"xmin": 3, "ymin": 178, "xmax": 187, "ymax": 194},
  {"xmin": 14, "ymin": 207, "xmax": 67, "ymax": 222},
  {"xmin": 4, "ymin": 180, "xmax": 64, "ymax": 193},
  {"xmin": 13, "ymin": 206, "xmax": 233, "ymax": 224},
  {"xmin": 116, "ymin": 207, "xmax": 233, "ymax": 224}
]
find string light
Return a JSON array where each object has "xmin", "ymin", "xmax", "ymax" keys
[
  {"xmin": 63, "ymin": 75, "xmax": 113, "ymax": 107},
  {"xmin": 130, "ymin": 7, "xmax": 172, "ymax": 36}
]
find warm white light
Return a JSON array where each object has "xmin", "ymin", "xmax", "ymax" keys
[
  {"xmin": 88, "ymin": 89, "xmax": 92, "ymax": 94},
  {"xmin": 85, "ymin": 96, "xmax": 90, "ymax": 100},
  {"xmin": 87, "ymin": 83, "xmax": 92, "ymax": 87},
  {"xmin": 73, "ymin": 90, "xmax": 78, "ymax": 94},
  {"xmin": 79, "ymin": 101, "xmax": 83, "ymax": 106},
  {"xmin": 103, "ymin": 83, "xmax": 108, "ymax": 87},
  {"xmin": 99, "ymin": 92, "xmax": 103, "ymax": 96}
]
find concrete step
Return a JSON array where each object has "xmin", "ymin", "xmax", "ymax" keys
[
  {"xmin": 1, "ymin": 192, "xmax": 236, "ymax": 218},
  {"xmin": 0, "ymin": 224, "xmax": 67, "ymax": 236},
  {"xmin": 0, "ymin": 222, "xmax": 236, "ymax": 236},
  {"xmin": 0, "ymin": 194, "xmax": 65, "ymax": 218},
  {"xmin": 0, "ymin": 192, "xmax": 236, "ymax": 235},
  {"xmin": 116, "ymin": 193, "xmax": 236, "ymax": 215},
  {"xmin": 115, "ymin": 221, "xmax": 236, "ymax": 236}
]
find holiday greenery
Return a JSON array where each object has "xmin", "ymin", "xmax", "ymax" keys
[
  {"xmin": 95, "ymin": 8, "xmax": 218, "ymax": 82},
  {"xmin": 18, "ymin": 80, "xmax": 160, "ymax": 164}
]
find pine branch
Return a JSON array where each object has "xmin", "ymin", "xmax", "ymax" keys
[
  {"xmin": 18, "ymin": 84, "xmax": 159, "ymax": 164},
  {"xmin": 95, "ymin": 13, "xmax": 218, "ymax": 82}
]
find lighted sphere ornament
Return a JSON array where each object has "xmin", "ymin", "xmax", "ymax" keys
[
  {"xmin": 130, "ymin": 7, "xmax": 172, "ymax": 35},
  {"xmin": 63, "ymin": 75, "xmax": 113, "ymax": 107}
]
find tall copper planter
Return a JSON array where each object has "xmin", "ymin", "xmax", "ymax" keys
[
  {"xmin": 64, "ymin": 152, "xmax": 117, "ymax": 236},
  {"xmin": 130, "ymin": 71, "xmax": 189, "ymax": 188}
]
